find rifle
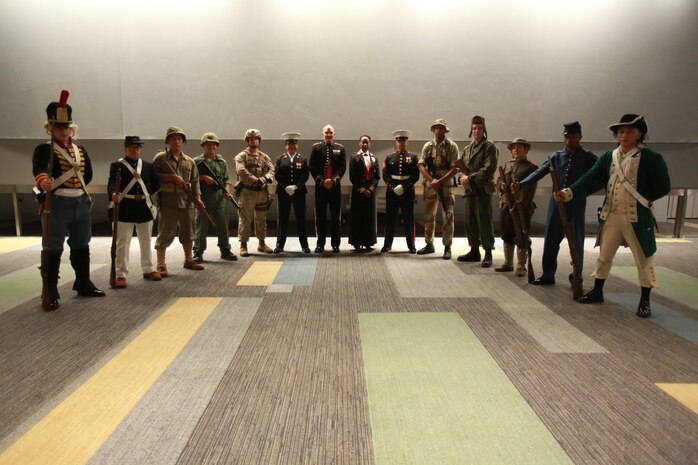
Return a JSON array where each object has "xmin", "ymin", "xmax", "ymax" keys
[
  {"xmin": 549, "ymin": 156, "xmax": 583, "ymax": 299},
  {"xmin": 511, "ymin": 179, "xmax": 535, "ymax": 283},
  {"xmin": 39, "ymin": 90, "xmax": 69, "ymax": 310},
  {"xmin": 158, "ymin": 159, "xmax": 215, "ymax": 226},
  {"xmin": 196, "ymin": 159, "xmax": 241, "ymax": 210},
  {"xmin": 109, "ymin": 166, "xmax": 121, "ymax": 288}
]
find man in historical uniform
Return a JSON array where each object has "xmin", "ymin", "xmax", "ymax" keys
[
  {"xmin": 234, "ymin": 129, "xmax": 275, "ymax": 256},
  {"xmin": 418, "ymin": 118, "xmax": 459, "ymax": 260},
  {"xmin": 153, "ymin": 126, "xmax": 205, "ymax": 275},
  {"xmin": 495, "ymin": 138, "xmax": 537, "ymax": 276},
  {"xmin": 557, "ymin": 115, "xmax": 671, "ymax": 317},
  {"xmin": 382, "ymin": 130, "xmax": 421, "ymax": 254},
  {"xmin": 309, "ymin": 124, "xmax": 346, "ymax": 253},
  {"xmin": 518, "ymin": 121, "xmax": 598, "ymax": 285},
  {"xmin": 33, "ymin": 91, "xmax": 105, "ymax": 310},
  {"xmin": 108, "ymin": 136, "xmax": 161, "ymax": 288},
  {"xmin": 193, "ymin": 132, "xmax": 237, "ymax": 263},
  {"xmin": 457, "ymin": 115, "xmax": 499, "ymax": 268},
  {"xmin": 274, "ymin": 132, "xmax": 311, "ymax": 254}
]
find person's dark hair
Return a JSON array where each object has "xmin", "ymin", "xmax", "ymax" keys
[
  {"xmin": 612, "ymin": 128, "xmax": 646, "ymax": 143},
  {"xmin": 359, "ymin": 134, "xmax": 371, "ymax": 142}
]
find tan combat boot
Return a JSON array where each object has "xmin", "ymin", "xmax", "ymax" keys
[
  {"xmin": 516, "ymin": 248, "xmax": 528, "ymax": 277},
  {"xmin": 156, "ymin": 247, "xmax": 168, "ymax": 277},
  {"xmin": 257, "ymin": 240, "xmax": 273, "ymax": 254},
  {"xmin": 494, "ymin": 243, "xmax": 514, "ymax": 272},
  {"xmin": 239, "ymin": 242, "xmax": 249, "ymax": 257},
  {"xmin": 183, "ymin": 242, "xmax": 205, "ymax": 270}
]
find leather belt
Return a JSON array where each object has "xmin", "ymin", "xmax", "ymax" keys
[
  {"xmin": 241, "ymin": 184, "xmax": 266, "ymax": 192},
  {"xmin": 391, "ymin": 175, "xmax": 411, "ymax": 180}
]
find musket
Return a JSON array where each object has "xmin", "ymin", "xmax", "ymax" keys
[
  {"xmin": 196, "ymin": 159, "xmax": 241, "ymax": 210},
  {"xmin": 511, "ymin": 179, "xmax": 536, "ymax": 283},
  {"xmin": 158, "ymin": 159, "xmax": 215, "ymax": 226},
  {"xmin": 549, "ymin": 156, "xmax": 583, "ymax": 299},
  {"xmin": 109, "ymin": 166, "xmax": 122, "ymax": 288},
  {"xmin": 40, "ymin": 90, "xmax": 69, "ymax": 310}
]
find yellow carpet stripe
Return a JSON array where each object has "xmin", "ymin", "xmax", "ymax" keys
[
  {"xmin": 0, "ymin": 237, "xmax": 41, "ymax": 254},
  {"xmin": 236, "ymin": 261, "xmax": 283, "ymax": 286},
  {"xmin": 0, "ymin": 297, "xmax": 221, "ymax": 465},
  {"xmin": 656, "ymin": 383, "xmax": 698, "ymax": 415}
]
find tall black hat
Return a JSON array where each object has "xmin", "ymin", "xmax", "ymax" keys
[{"xmin": 46, "ymin": 90, "xmax": 72, "ymax": 125}]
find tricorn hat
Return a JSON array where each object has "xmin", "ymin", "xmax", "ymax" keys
[
  {"xmin": 608, "ymin": 114, "xmax": 648, "ymax": 134},
  {"xmin": 46, "ymin": 90, "xmax": 72, "ymax": 126},
  {"xmin": 124, "ymin": 135, "xmax": 144, "ymax": 147},
  {"xmin": 430, "ymin": 118, "xmax": 449, "ymax": 133},
  {"xmin": 469, "ymin": 115, "xmax": 487, "ymax": 138},
  {"xmin": 507, "ymin": 137, "xmax": 530, "ymax": 150}
]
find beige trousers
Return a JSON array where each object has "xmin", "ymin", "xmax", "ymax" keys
[
  {"xmin": 423, "ymin": 186, "xmax": 454, "ymax": 246},
  {"xmin": 238, "ymin": 188, "xmax": 270, "ymax": 243},
  {"xmin": 593, "ymin": 211, "xmax": 656, "ymax": 288}
]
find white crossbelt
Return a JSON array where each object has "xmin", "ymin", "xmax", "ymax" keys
[
  {"xmin": 611, "ymin": 148, "xmax": 652, "ymax": 210},
  {"xmin": 51, "ymin": 143, "xmax": 92, "ymax": 202},
  {"xmin": 116, "ymin": 158, "xmax": 157, "ymax": 220}
]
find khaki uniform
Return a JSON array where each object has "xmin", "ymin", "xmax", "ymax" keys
[
  {"xmin": 419, "ymin": 138, "xmax": 459, "ymax": 246},
  {"xmin": 153, "ymin": 150, "xmax": 200, "ymax": 248},
  {"xmin": 459, "ymin": 139, "xmax": 498, "ymax": 250},
  {"xmin": 234, "ymin": 149, "xmax": 275, "ymax": 242}
]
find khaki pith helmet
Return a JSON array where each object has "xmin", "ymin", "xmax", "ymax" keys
[
  {"xmin": 165, "ymin": 126, "xmax": 187, "ymax": 143},
  {"xmin": 244, "ymin": 128, "xmax": 262, "ymax": 142},
  {"xmin": 200, "ymin": 132, "xmax": 220, "ymax": 146}
]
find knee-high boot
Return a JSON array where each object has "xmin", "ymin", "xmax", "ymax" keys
[{"xmin": 70, "ymin": 247, "xmax": 105, "ymax": 297}]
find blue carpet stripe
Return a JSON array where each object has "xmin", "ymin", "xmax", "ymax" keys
[
  {"xmin": 605, "ymin": 292, "xmax": 698, "ymax": 345},
  {"xmin": 273, "ymin": 257, "xmax": 318, "ymax": 285}
]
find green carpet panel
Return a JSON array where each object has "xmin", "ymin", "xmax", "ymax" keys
[{"xmin": 359, "ymin": 312, "xmax": 574, "ymax": 465}]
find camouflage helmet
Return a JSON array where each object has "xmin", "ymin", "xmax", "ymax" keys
[
  {"xmin": 200, "ymin": 132, "xmax": 220, "ymax": 146},
  {"xmin": 165, "ymin": 126, "xmax": 187, "ymax": 143},
  {"xmin": 244, "ymin": 128, "xmax": 262, "ymax": 142}
]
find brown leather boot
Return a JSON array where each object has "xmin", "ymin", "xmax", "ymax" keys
[
  {"xmin": 515, "ymin": 248, "xmax": 527, "ymax": 277},
  {"xmin": 156, "ymin": 247, "xmax": 168, "ymax": 277},
  {"xmin": 183, "ymin": 242, "xmax": 204, "ymax": 270},
  {"xmin": 495, "ymin": 243, "xmax": 514, "ymax": 272},
  {"xmin": 240, "ymin": 242, "xmax": 249, "ymax": 257},
  {"xmin": 257, "ymin": 240, "xmax": 273, "ymax": 254}
]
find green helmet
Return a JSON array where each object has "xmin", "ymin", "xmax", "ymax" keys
[
  {"xmin": 165, "ymin": 126, "xmax": 187, "ymax": 143},
  {"xmin": 200, "ymin": 132, "xmax": 220, "ymax": 146},
  {"xmin": 244, "ymin": 128, "xmax": 262, "ymax": 142}
]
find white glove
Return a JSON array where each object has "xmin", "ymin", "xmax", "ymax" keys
[
  {"xmin": 393, "ymin": 184, "xmax": 405, "ymax": 196},
  {"xmin": 285, "ymin": 185, "xmax": 297, "ymax": 196}
]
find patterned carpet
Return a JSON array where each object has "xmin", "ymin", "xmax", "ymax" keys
[{"xmin": 0, "ymin": 236, "xmax": 696, "ymax": 465}]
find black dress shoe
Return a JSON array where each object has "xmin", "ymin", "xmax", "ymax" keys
[
  {"xmin": 302, "ymin": 246, "xmax": 311, "ymax": 253},
  {"xmin": 417, "ymin": 244, "xmax": 435, "ymax": 255},
  {"xmin": 273, "ymin": 247, "xmax": 283, "ymax": 254},
  {"xmin": 78, "ymin": 287, "xmax": 106, "ymax": 297},
  {"xmin": 46, "ymin": 299, "xmax": 60, "ymax": 311},
  {"xmin": 332, "ymin": 246, "xmax": 340, "ymax": 253},
  {"xmin": 577, "ymin": 289, "xmax": 604, "ymax": 304},
  {"xmin": 381, "ymin": 246, "xmax": 391, "ymax": 253},
  {"xmin": 409, "ymin": 248, "xmax": 416, "ymax": 254},
  {"xmin": 532, "ymin": 277, "xmax": 555, "ymax": 286},
  {"xmin": 636, "ymin": 299, "xmax": 651, "ymax": 318},
  {"xmin": 314, "ymin": 246, "xmax": 324, "ymax": 253},
  {"xmin": 457, "ymin": 248, "xmax": 481, "ymax": 262}
]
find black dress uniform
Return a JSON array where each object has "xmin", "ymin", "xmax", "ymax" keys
[
  {"xmin": 382, "ymin": 149, "xmax": 420, "ymax": 253},
  {"xmin": 309, "ymin": 141, "xmax": 346, "ymax": 251},
  {"xmin": 348, "ymin": 151, "xmax": 380, "ymax": 250},
  {"xmin": 275, "ymin": 151, "xmax": 310, "ymax": 252},
  {"xmin": 107, "ymin": 157, "xmax": 159, "ymax": 223}
]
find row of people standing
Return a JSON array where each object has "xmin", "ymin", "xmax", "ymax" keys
[{"xmin": 33, "ymin": 91, "xmax": 670, "ymax": 319}]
